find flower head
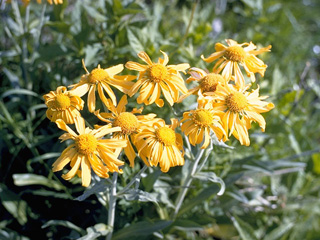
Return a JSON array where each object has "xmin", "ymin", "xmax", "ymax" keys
[
  {"xmin": 125, "ymin": 51, "xmax": 190, "ymax": 107},
  {"xmin": 201, "ymin": 39, "xmax": 271, "ymax": 89},
  {"xmin": 8, "ymin": 0, "xmax": 64, "ymax": 5},
  {"xmin": 52, "ymin": 116, "xmax": 127, "ymax": 187},
  {"xmin": 134, "ymin": 119, "xmax": 184, "ymax": 172},
  {"xmin": 178, "ymin": 67, "xmax": 226, "ymax": 102},
  {"xmin": 207, "ymin": 84, "xmax": 274, "ymax": 146},
  {"xmin": 43, "ymin": 86, "xmax": 84, "ymax": 124},
  {"xmin": 95, "ymin": 95, "xmax": 158, "ymax": 167},
  {"xmin": 181, "ymin": 95, "xmax": 226, "ymax": 148},
  {"xmin": 69, "ymin": 60, "xmax": 136, "ymax": 112}
]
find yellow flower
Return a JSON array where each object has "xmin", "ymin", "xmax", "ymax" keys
[
  {"xmin": 69, "ymin": 60, "xmax": 136, "ymax": 112},
  {"xmin": 94, "ymin": 95, "xmax": 158, "ymax": 167},
  {"xmin": 52, "ymin": 116, "xmax": 127, "ymax": 187},
  {"xmin": 181, "ymin": 95, "xmax": 226, "ymax": 149},
  {"xmin": 207, "ymin": 84, "xmax": 274, "ymax": 146},
  {"xmin": 178, "ymin": 67, "xmax": 226, "ymax": 102},
  {"xmin": 8, "ymin": 0, "xmax": 64, "ymax": 5},
  {"xmin": 43, "ymin": 86, "xmax": 84, "ymax": 124},
  {"xmin": 134, "ymin": 119, "xmax": 184, "ymax": 172},
  {"xmin": 125, "ymin": 51, "xmax": 190, "ymax": 107},
  {"xmin": 201, "ymin": 39, "xmax": 271, "ymax": 89}
]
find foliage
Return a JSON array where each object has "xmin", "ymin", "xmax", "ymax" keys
[{"xmin": 1, "ymin": 0, "xmax": 320, "ymax": 239}]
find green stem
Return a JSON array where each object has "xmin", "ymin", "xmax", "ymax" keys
[
  {"xmin": 169, "ymin": 0, "xmax": 198, "ymax": 57},
  {"xmin": 106, "ymin": 172, "xmax": 118, "ymax": 240},
  {"xmin": 172, "ymin": 147, "xmax": 204, "ymax": 219},
  {"xmin": 117, "ymin": 165, "xmax": 148, "ymax": 195}
]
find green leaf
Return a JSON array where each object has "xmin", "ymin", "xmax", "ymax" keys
[
  {"xmin": 231, "ymin": 215, "xmax": 258, "ymax": 240},
  {"xmin": 0, "ymin": 184, "xmax": 28, "ymax": 225},
  {"xmin": 142, "ymin": 169, "xmax": 161, "ymax": 192},
  {"xmin": 78, "ymin": 223, "xmax": 111, "ymax": 240},
  {"xmin": 264, "ymin": 222, "xmax": 294, "ymax": 240},
  {"xmin": 1, "ymin": 88, "xmax": 39, "ymax": 99},
  {"xmin": 84, "ymin": 44, "xmax": 103, "ymax": 67},
  {"xmin": 0, "ymin": 229, "xmax": 30, "ymax": 240},
  {"xmin": 42, "ymin": 220, "xmax": 85, "ymax": 234},
  {"xmin": 178, "ymin": 185, "xmax": 219, "ymax": 217},
  {"xmin": 45, "ymin": 21, "xmax": 70, "ymax": 34},
  {"xmin": 13, "ymin": 174, "xmax": 65, "ymax": 191},
  {"xmin": 127, "ymin": 28, "xmax": 145, "ymax": 54},
  {"xmin": 112, "ymin": 220, "xmax": 172, "ymax": 240},
  {"xmin": 84, "ymin": 5, "xmax": 107, "ymax": 22},
  {"xmin": 75, "ymin": 179, "xmax": 110, "ymax": 201},
  {"xmin": 172, "ymin": 219, "xmax": 203, "ymax": 231},
  {"xmin": 118, "ymin": 189, "xmax": 158, "ymax": 204},
  {"xmin": 193, "ymin": 171, "xmax": 226, "ymax": 195}
]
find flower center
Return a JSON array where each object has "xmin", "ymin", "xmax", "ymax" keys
[
  {"xmin": 200, "ymin": 73, "xmax": 225, "ymax": 92},
  {"xmin": 88, "ymin": 68, "xmax": 108, "ymax": 84},
  {"xmin": 148, "ymin": 64, "xmax": 168, "ymax": 83},
  {"xmin": 75, "ymin": 134, "xmax": 98, "ymax": 155},
  {"xmin": 192, "ymin": 109, "xmax": 213, "ymax": 127},
  {"xmin": 155, "ymin": 126, "xmax": 176, "ymax": 145},
  {"xmin": 225, "ymin": 92, "xmax": 248, "ymax": 112},
  {"xmin": 113, "ymin": 112, "xmax": 139, "ymax": 135},
  {"xmin": 54, "ymin": 94, "xmax": 71, "ymax": 110},
  {"xmin": 224, "ymin": 46, "xmax": 246, "ymax": 62}
]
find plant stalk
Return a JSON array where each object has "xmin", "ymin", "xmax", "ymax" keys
[
  {"xmin": 173, "ymin": 148, "xmax": 204, "ymax": 219},
  {"xmin": 106, "ymin": 172, "xmax": 118, "ymax": 240}
]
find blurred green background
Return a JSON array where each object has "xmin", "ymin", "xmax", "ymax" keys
[{"xmin": 1, "ymin": 0, "xmax": 320, "ymax": 239}]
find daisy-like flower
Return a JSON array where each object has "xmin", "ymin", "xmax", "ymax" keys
[
  {"xmin": 94, "ymin": 95, "xmax": 158, "ymax": 167},
  {"xmin": 43, "ymin": 86, "xmax": 84, "ymax": 124},
  {"xmin": 208, "ymin": 84, "xmax": 274, "ymax": 146},
  {"xmin": 134, "ymin": 119, "xmax": 184, "ymax": 172},
  {"xmin": 69, "ymin": 60, "xmax": 136, "ymax": 112},
  {"xmin": 52, "ymin": 116, "xmax": 127, "ymax": 187},
  {"xmin": 201, "ymin": 39, "xmax": 271, "ymax": 89},
  {"xmin": 181, "ymin": 94, "xmax": 226, "ymax": 149},
  {"xmin": 125, "ymin": 51, "xmax": 190, "ymax": 107},
  {"xmin": 178, "ymin": 67, "xmax": 226, "ymax": 102},
  {"xmin": 8, "ymin": 0, "xmax": 63, "ymax": 5}
]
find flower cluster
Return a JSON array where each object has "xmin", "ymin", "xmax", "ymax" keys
[
  {"xmin": 44, "ymin": 39, "xmax": 274, "ymax": 187},
  {"xmin": 7, "ymin": 0, "xmax": 64, "ymax": 6}
]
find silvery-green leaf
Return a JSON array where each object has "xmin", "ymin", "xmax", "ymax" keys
[
  {"xmin": 78, "ymin": 223, "xmax": 111, "ymax": 240},
  {"xmin": 118, "ymin": 189, "xmax": 158, "ymax": 204},
  {"xmin": 193, "ymin": 172, "xmax": 225, "ymax": 196}
]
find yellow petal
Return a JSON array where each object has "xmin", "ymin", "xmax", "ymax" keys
[
  {"xmin": 56, "ymin": 119, "xmax": 77, "ymax": 137},
  {"xmin": 138, "ymin": 51, "xmax": 153, "ymax": 65},
  {"xmin": 62, "ymin": 155, "xmax": 82, "ymax": 180},
  {"xmin": 125, "ymin": 61, "xmax": 148, "ymax": 71},
  {"xmin": 81, "ymin": 157, "xmax": 91, "ymax": 187},
  {"xmin": 87, "ymin": 85, "xmax": 96, "ymax": 113},
  {"xmin": 105, "ymin": 64, "xmax": 124, "ymax": 76}
]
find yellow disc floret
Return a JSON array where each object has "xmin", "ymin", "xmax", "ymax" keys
[
  {"xmin": 224, "ymin": 46, "xmax": 246, "ymax": 62},
  {"xmin": 148, "ymin": 64, "xmax": 168, "ymax": 83},
  {"xmin": 200, "ymin": 73, "xmax": 225, "ymax": 92},
  {"xmin": 113, "ymin": 112, "xmax": 139, "ymax": 135},
  {"xmin": 192, "ymin": 109, "xmax": 213, "ymax": 127},
  {"xmin": 88, "ymin": 68, "xmax": 108, "ymax": 84},
  {"xmin": 225, "ymin": 91, "xmax": 248, "ymax": 112},
  {"xmin": 54, "ymin": 94, "xmax": 71, "ymax": 110},
  {"xmin": 155, "ymin": 127, "xmax": 176, "ymax": 145},
  {"xmin": 75, "ymin": 134, "xmax": 98, "ymax": 155}
]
